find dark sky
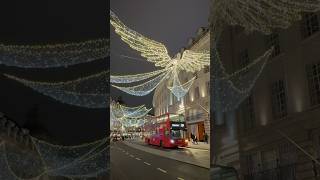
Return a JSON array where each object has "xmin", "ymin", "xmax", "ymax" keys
[
  {"xmin": 0, "ymin": 0, "xmax": 108, "ymax": 145},
  {"xmin": 110, "ymin": 0, "xmax": 210, "ymax": 109}
]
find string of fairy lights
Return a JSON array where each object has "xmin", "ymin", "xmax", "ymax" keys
[
  {"xmin": 211, "ymin": 0, "xmax": 320, "ymax": 34},
  {"xmin": 4, "ymin": 71, "xmax": 109, "ymax": 109},
  {"xmin": 0, "ymin": 39, "xmax": 109, "ymax": 68},
  {"xmin": 110, "ymin": 101, "xmax": 151, "ymax": 129},
  {"xmin": 0, "ymin": 136, "xmax": 108, "ymax": 179}
]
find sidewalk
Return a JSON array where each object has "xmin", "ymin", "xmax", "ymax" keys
[
  {"xmin": 122, "ymin": 139, "xmax": 210, "ymax": 168},
  {"xmin": 187, "ymin": 142, "xmax": 210, "ymax": 150}
]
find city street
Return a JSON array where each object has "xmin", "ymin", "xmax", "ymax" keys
[
  {"xmin": 123, "ymin": 138, "xmax": 210, "ymax": 168},
  {"xmin": 110, "ymin": 141, "xmax": 210, "ymax": 180}
]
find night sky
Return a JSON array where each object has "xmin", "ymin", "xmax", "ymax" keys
[
  {"xmin": 110, "ymin": 0, "xmax": 210, "ymax": 110},
  {"xmin": 0, "ymin": 0, "xmax": 108, "ymax": 145}
]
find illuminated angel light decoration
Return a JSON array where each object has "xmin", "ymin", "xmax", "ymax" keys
[
  {"xmin": 211, "ymin": 0, "xmax": 320, "ymax": 34},
  {"xmin": 0, "ymin": 115, "xmax": 108, "ymax": 179},
  {"xmin": 0, "ymin": 38, "xmax": 109, "ymax": 68},
  {"xmin": 110, "ymin": 101, "xmax": 151, "ymax": 128},
  {"xmin": 4, "ymin": 71, "xmax": 109, "ymax": 109},
  {"xmin": 110, "ymin": 10, "xmax": 210, "ymax": 99}
]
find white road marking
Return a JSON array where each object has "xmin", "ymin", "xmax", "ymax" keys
[
  {"xmin": 144, "ymin": 162, "xmax": 151, "ymax": 166},
  {"xmin": 130, "ymin": 155, "xmax": 135, "ymax": 158},
  {"xmin": 177, "ymin": 178, "xmax": 185, "ymax": 180},
  {"xmin": 157, "ymin": 168, "xmax": 167, "ymax": 174},
  {"xmin": 135, "ymin": 157, "xmax": 141, "ymax": 161}
]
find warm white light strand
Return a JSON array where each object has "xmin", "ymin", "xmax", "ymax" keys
[
  {"xmin": 4, "ymin": 71, "xmax": 109, "ymax": 109},
  {"xmin": 0, "ymin": 39, "xmax": 109, "ymax": 68},
  {"xmin": 111, "ymin": 69, "xmax": 167, "ymax": 84},
  {"xmin": 212, "ymin": 0, "xmax": 320, "ymax": 34}
]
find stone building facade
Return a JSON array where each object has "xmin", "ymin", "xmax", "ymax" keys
[{"xmin": 213, "ymin": 11, "xmax": 320, "ymax": 180}]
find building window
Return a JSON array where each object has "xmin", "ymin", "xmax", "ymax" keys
[
  {"xmin": 185, "ymin": 92, "xmax": 189, "ymax": 104},
  {"xmin": 245, "ymin": 153, "xmax": 260, "ymax": 177},
  {"xmin": 306, "ymin": 62, "xmax": 320, "ymax": 106},
  {"xmin": 242, "ymin": 95, "xmax": 255, "ymax": 132},
  {"xmin": 261, "ymin": 150, "xmax": 278, "ymax": 180},
  {"xmin": 279, "ymin": 143, "xmax": 297, "ymax": 179},
  {"xmin": 169, "ymin": 92, "xmax": 173, "ymax": 105},
  {"xmin": 271, "ymin": 80, "xmax": 287, "ymax": 119},
  {"xmin": 195, "ymin": 87, "xmax": 200, "ymax": 99},
  {"xmin": 301, "ymin": 13, "xmax": 319, "ymax": 39},
  {"xmin": 266, "ymin": 33, "xmax": 281, "ymax": 58}
]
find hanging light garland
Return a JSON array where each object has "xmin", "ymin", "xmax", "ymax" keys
[
  {"xmin": 110, "ymin": 10, "xmax": 210, "ymax": 99},
  {"xmin": 0, "ymin": 116, "xmax": 109, "ymax": 180},
  {"xmin": 4, "ymin": 71, "xmax": 109, "ymax": 109},
  {"xmin": 212, "ymin": 46, "xmax": 274, "ymax": 113},
  {"xmin": 110, "ymin": 101, "xmax": 151, "ymax": 128},
  {"xmin": 0, "ymin": 39, "xmax": 109, "ymax": 68},
  {"xmin": 211, "ymin": 0, "xmax": 320, "ymax": 34}
]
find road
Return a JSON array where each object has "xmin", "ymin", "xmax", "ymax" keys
[{"xmin": 110, "ymin": 141, "xmax": 209, "ymax": 180}]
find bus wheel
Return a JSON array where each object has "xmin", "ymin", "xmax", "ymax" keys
[{"xmin": 159, "ymin": 140, "xmax": 162, "ymax": 147}]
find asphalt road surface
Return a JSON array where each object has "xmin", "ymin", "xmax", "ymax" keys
[{"xmin": 110, "ymin": 141, "xmax": 209, "ymax": 180}]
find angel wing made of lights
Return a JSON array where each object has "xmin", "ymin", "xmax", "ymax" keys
[{"xmin": 110, "ymin": 10, "xmax": 210, "ymax": 98}]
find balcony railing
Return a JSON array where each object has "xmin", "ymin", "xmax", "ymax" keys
[{"xmin": 243, "ymin": 164, "xmax": 296, "ymax": 180}]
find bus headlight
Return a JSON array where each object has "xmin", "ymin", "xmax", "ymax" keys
[
  {"xmin": 185, "ymin": 139, "xmax": 188, "ymax": 143},
  {"xmin": 170, "ymin": 139, "xmax": 175, "ymax": 144}
]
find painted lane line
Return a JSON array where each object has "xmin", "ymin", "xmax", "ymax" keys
[
  {"xmin": 144, "ymin": 162, "xmax": 151, "ymax": 166},
  {"xmin": 135, "ymin": 157, "xmax": 141, "ymax": 161},
  {"xmin": 177, "ymin": 178, "xmax": 185, "ymax": 180},
  {"xmin": 157, "ymin": 168, "xmax": 167, "ymax": 174},
  {"xmin": 130, "ymin": 155, "xmax": 135, "ymax": 158}
]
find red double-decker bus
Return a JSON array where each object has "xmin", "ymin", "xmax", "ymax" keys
[{"xmin": 143, "ymin": 113, "xmax": 188, "ymax": 148}]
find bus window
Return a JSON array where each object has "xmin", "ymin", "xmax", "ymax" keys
[{"xmin": 171, "ymin": 129, "xmax": 186, "ymax": 139}]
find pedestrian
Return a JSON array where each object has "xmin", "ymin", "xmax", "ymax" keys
[
  {"xmin": 194, "ymin": 135, "xmax": 198, "ymax": 145},
  {"xmin": 204, "ymin": 132, "xmax": 208, "ymax": 144},
  {"xmin": 191, "ymin": 133, "xmax": 195, "ymax": 144}
]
